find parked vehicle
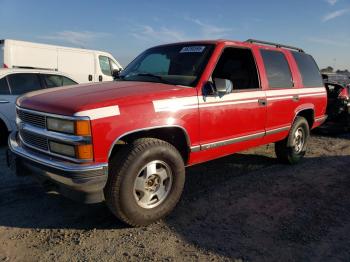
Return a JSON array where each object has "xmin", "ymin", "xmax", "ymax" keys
[
  {"xmin": 322, "ymin": 73, "xmax": 350, "ymax": 85},
  {"xmin": 8, "ymin": 39, "xmax": 327, "ymax": 226},
  {"xmin": 0, "ymin": 39, "xmax": 123, "ymax": 83},
  {"xmin": 324, "ymin": 81, "xmax": 350, "ymax": 130},
  {"xmin": 0, "ymin": 68, "xmax": 78, "ymax": 143}
]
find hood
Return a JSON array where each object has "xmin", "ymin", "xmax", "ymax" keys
[{"xmin": 17, "ymin": 81, "xmax": 193, "ymax": 115}]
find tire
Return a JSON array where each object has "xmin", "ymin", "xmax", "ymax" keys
[
  {"xmin": 275, "ymin": 116, "xmax": 310, "ymax": 165},
  {"xmin": 104, "ymin": 138, "xmax": 185, "ymax": 227}
]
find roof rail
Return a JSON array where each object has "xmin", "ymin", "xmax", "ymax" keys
[{"xmin": 245, "ymin": 39, "xmax": 304, "ymax": 53}]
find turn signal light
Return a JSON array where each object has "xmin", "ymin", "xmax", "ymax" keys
[
  {"xmin": 75, "ymin": 120, "xmax": 91, "ymax": 136},
  {"xmin": 76, "ymin": 144, "xmax": 93, "ymax": 160}
]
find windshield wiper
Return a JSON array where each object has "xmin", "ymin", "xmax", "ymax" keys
[{"xmin": 134, "ymin": 73, "xmax": 171, "ymax": 84}]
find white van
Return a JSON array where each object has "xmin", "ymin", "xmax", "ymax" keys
[{"xmin": 0, "ymin": 39, "xmax": 122, "ymax": 84}]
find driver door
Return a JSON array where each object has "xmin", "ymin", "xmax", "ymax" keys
[{"xmin": 199, "ymin": 47, "xmax": 266, "ymax": 151}]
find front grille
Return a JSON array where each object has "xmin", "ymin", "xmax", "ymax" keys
[
  {"xmin": 17, "ymin": 109, "xmax": 46, "ymax": 129},
  {"xmin": 20, "ymin": 129, "xmax": 49, "ymax": 151}
]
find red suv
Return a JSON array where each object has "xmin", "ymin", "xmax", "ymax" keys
[{"xmin": 9, "ymin": 39, "xmax": 327, "ymax": 226}]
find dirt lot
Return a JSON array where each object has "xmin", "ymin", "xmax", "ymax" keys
[{"xmin": 1, "ymin": 131, "xmax": 350, "ymax": 261}]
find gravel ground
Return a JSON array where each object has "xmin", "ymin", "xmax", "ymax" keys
[{"xmin": 1, "ymin": 131, "xmax": 350, "ymax": 261}]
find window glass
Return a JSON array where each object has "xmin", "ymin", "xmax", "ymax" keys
[
  {"xmin": 0, "ymin": 78, "xmax": 10, "ymax": 95},
  {"xmin": 119, "ymin": 44, "xmax": 214, "ymax": 87},
  {"xmin": 44, "ymin": 74, "xmax": 63, "ymax": 88},
  {"xmin": 62, "ymin": 76, "xmax": 77, "ymax": 86},
  {"xmin": 261, "ymin": 50, "xmax": 293, "ymax": 88},
  {"xmin": 212, "ymin": 48, "xmax": 260, "ymax": 90},
  {"xmin": 110, "ymin": 59, "xmax": 120, "ymax": 71},
  {"xmin": 8, "ymin": 74, "xmax": 42, "ymax": 95},
  {"xmin": 292, "ymin": 52, "xmax": 324, "ymax": 87},
  {"xmin": 99, "ymin": 56, "xmax": 112, "ymax": 76},
  {"xmin": 138, "ymin": 54, "xmax": 170, "ymax": 75}
]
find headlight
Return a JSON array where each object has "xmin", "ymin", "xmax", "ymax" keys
[
  {"xmin": 49, "ymin": 141, "xmax": 75, "ymax": 157},
  {"xmin": 47, "ymin": 118, "xmax": 91, "ymax": 136},
  {"xmin": 47, "ymin": 117, "xmax": 74, "ymax": 134}
]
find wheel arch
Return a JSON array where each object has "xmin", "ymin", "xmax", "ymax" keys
[
  {"xmin": 293, "ymin": 106, "xmax": 315, "ymax": 129},
  {"xmin": 108, "ymin": 125, "xmax": 192, "ymax": 165}
]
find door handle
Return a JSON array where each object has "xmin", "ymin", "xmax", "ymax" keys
[
  {"xmin": 88, "ymin": 75, "xmax": 93, "ymax": 81},
  {"xmin": 292, "ymin": 95, "xmax": 300, "ymax": 102},
  {"xmin": 258, "ymin": 98, "xmax": 267, "ymax": 106},
  {"xmin": 99, "ymin": 75, "xmax": 103, "ymax": 82},
  {"xmin": 0, "ymin": 100, "xmax": 10, "ymax": 104}
]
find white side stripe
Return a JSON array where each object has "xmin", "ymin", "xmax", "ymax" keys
[{"xmin": 74, "ymin": 105, "xmax": 120, "ymax": 120}]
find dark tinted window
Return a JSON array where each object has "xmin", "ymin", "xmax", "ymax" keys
[
  {"xmin": 0, "ymin": 78, "xmax": 10, "ymax": 95},
  {"xmin": 261, "ymin": 50, "xmax": 293, "ymax": 88},
  {"xmin": 62, "ymin": 76, "xmax": 77, "ymax": 86},
  {"xmin": 213, "ymin": 48, "xmax": 260, "ymax": 90},
  {"xmin": 44, "ymin": 74, "xmax": 63, "ymax": 88},
  {"xmin": 8, "ymin": 74, "xmax": 42, "ymax": 95},
  {"xmin": 292, "ymin": 52, "xmax": 323, "ymax": 87}
]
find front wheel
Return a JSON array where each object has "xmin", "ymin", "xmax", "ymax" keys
[
  {"xmin": 104, "ymin": 138, "xmax": 185, "ymax": 227},
  {"xmin": 275, "ymin": 116, "xmax": 310, "ymax": 164}
]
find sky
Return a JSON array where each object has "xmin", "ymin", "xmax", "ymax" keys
[{"xmin": 0, "ymin": 0, "xmax": 349, "ymax": 70}]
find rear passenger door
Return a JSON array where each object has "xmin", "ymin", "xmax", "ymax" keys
[
  {"xmin": 261, "ymin": 49, "xmax": 297, "ymax": 138},
  {"xmin": 0, "ymin": 77, "xmax": 14, "ymax": 131},
  {"xmin": 6, "ymin": 73, "xmax": 43, "ymax": 130}
]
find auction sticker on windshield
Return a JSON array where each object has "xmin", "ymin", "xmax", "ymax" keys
[{"xmin": 180, "ymin": 46, "xmax": 206, "ymax": 53}]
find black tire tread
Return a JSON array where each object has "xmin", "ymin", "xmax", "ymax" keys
[{"xmin": 105, "ymin": 138, "xmax": 183, "ymax": 227}]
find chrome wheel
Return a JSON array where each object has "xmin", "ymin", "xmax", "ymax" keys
[
  {"xmin": 293, "ymin": 127, "xmax": 305, "ymax": 153},
  {"xmin": 133, "ymin": 160, "xmax": 173, "ymax": 209}
]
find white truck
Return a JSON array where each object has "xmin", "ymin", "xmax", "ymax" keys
[{"xmin": 0, "ymin": 39, "xmax": 123, "ymax": 83}]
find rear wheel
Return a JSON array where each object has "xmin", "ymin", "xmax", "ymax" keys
[
  {"xmin": 275, "ymin": 116, "xmax": 309, "ymax": 164},
  {"xmin": 104, "ymin": 138, "xmax": 185, "ymax": 227}
]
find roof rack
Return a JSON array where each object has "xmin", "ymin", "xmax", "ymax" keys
[{"xmin": 245, "ymin": 39, "xmax": 304, "ymax": 53}]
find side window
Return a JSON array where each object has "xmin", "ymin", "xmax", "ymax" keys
[
  {"xmin": 109, "ymin": 59, "xmax": 120, "ymax": 71},
  {"xmin": 212, "ymin": 47, "xmax": 260, "ymax": 90},
  {"xmin": 62, "ymin": 76, "xmax": 77, "ymax": 86},
  {"xmin": 292, "ymin": 52, "xmax": 323, "ymax": 87},
  {"xmin": 138, "ymin": 54, "xmax": 170, "ymax": 75},
  {"xmin": 44, "ymin": 74, "xmax": 63, "ymax": 88},
  {"xmin": 261, "ymin": 50, "xmax": 293, "ymax": 88},
  {"xmin": 99, "ymin": 56, "xmax": 112, "ymax": 76},
  {"xmin": 7, "ymin": 73, "xmax": 42, "ymax": 95},
  {"xmin": 0, "ymin": 78, "xmax": 10, "ymax": 95}
]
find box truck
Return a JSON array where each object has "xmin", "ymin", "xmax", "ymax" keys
[{"xmin": 0, "ymin": 39, "xmax": 122, "ymax": 83}]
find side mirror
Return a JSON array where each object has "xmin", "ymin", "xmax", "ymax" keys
[
  {"xmin": 112, "ymin": 68, "xmax": 122, "ymax": 79},
  {"xmin": 214, "ymin": 78, "xmax": 233, "ymax": 95}
]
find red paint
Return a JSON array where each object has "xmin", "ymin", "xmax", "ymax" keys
[{"xmin": 17, "ymin": 40, "xmax": 328, "ymax": 166}]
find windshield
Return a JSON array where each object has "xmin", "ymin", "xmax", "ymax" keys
[{"xmin": 119, "ymin": 44, "xmax": 215, "ymax": 87}]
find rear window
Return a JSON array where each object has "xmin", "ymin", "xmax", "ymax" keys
[
  {"xmin": 43, "ymin": 74, "xmax": 77, "ymax": 88},
  {"xmin": 261, "ymin": 50, "xmax": 293, "ymax": 88},
  {"xmin": 7, "ymin": 73, "xmax": 42, "ymax": 95},
  {"xmin": 292, "ymin": 52, "xmax": 323, "ymax": 87},
  {"xmin": 0, "ymin": 77, "xmax": 10, "ymax": 95}
]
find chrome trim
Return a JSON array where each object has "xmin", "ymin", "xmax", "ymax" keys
[
  {"xmin": 9, "ymin": 132, "xmax": 107, "ymax": 173},
  {"xmin": 16, "ymin": 106, "xmax": 90, "ymax": 121},
  {"xmin": 190, "ymin": 145, "xmax": 201, "ymax": 152},
  {"xmin": 107, "ymin": 125, "xmax": 192, "ymax": 158},
  {"xmin": 201, "ymin": 131, "xmax": 265, "ymax": 150},
  {"xmin": 21, "ymin": 123, "xmax": 91, "ymax": 145},
  {"xmin": 265, "ymin": 126, "xmax": 290, "ymax": 135},
  {"xmin": 18, "ymin": 132, "xmax": 91, "ymax": 164},
  {"xmin": 315, "ymin": 115, "xmax": 327, "ymax": 123},
  {"xmin": 0, "ymin": 100, "xmax": 10, "ymax": 104}
]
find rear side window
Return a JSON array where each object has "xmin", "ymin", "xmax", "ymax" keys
[
  {"xmin": 261, "ymin": 50, "xmax": 293, "ymax": 88},
  {"xmin": 0, "ymin": 78, "xmax": 10, "ymax": 95},
  {"xmin": 43, "ymin": 74, "xmax": 77, "ymax": 88},
  {"xmin": 8, "ymin": 73, "xmax": 42, "ymax": 95},
  {"xmin": 292, "ymin": 52, "xmax": 324, "ymax": 87},
  {"xmin": 62, "ymin": 76, "xmax": 77, "ymax": 86},
  {"xmin": 44, "ymin": 74, "xmax": 62, "ymax": 88}
]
